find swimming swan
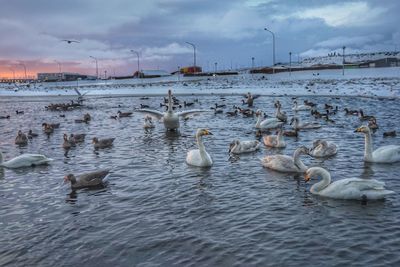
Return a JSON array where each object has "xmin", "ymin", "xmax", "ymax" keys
[
  {"xmin": 0, "ymin": 151, "xmax": 53, "ymax": 168},
  {"xmin": 263, "ymin": 127, "xmax": 286, "ymax": 148},
  {"xmin": 309, "ymin": 139, "xmax": 338, "ymax": 157},
  {"xmin": 136, "ymin": 90, "xmax": 209, "ymax": 130},
  {"xmin": 186, "ymin": 129, "xmax": 213, "ymax": 167},
  {"xmin": 355, "ymin": 125, "xmax": 400, "ymax": 163},
  {"xmin": 305, "ymin": 167, "xmax": 394, "ymax": 200},
  {"xmin": 255, "ymin": 110, "xmax": 284, "ymax": 130},
  {"xmin": 261, "ymin": 146, "xmax": 309, "ymax": 173},
  {"xmin": 290, "ymin": 117, "xmax": 321, "ymax": 130},
  {"xmin": 292, "ymin": 101, "xmax": 311, "ymax": 111},
  {"xmin": 229, "ymin": 140, "xmax": 261, "ymax": 154}
]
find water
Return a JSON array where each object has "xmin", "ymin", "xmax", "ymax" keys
[{"xmin": 1, "ymin": 94, "xmax": 399, "ymax": 267}]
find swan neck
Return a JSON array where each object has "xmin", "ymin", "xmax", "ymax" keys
[
  {"xmin": 364, "ymin": 131, "xmax": 374, "ymax": 161},
  {"xmin": 255, "ymin": 115, "xmax": 262, "ymax": 127},
  {"xmin": 167, "ymin": 92, "xmax": 173, "ymax": 112},
  {"xmin": 277, "ymin": 129, "xmax": 284, "ymax": 145},
  {"xmin": 196, "ymin": 133, "xmax": 206, "ymax": 157},
  {"xmin": 293, "ymin": 149, "xmax": 306, "ymax": 171},
  {"xmin": 310, "ymin": 169, "xmax": 331, "ymax": 193}
]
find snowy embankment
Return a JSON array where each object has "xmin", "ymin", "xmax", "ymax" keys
[{"xmin": 1, "ymin": 67, "xmax": 399, "ymax": 98}]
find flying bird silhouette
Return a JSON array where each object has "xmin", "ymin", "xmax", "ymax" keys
[{"xmin": 61, "ymin": 39, "xmax": 80, "ymax": 44}]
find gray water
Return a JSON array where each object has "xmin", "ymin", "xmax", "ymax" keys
[{"xmin": 0, "ymin": 94, "xmax": 399, "ymax": 267}]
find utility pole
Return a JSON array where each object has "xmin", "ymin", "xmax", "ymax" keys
[
  {"xmin": 89, "ymin": 56, "xmax": 98, "ymax": 79},
  {"xmin": 342, "ymin": 46, "xmax": 346, "ymax": 76},
  {"xmin": 130, "ymin": 50, "xmax": 140, "ymax": 77},
  {"xmin": 289, "ymin": 52, "xmax": 292, "ymax": 76},
  {"xmin": 264, "ymin": 27, "xmax": 276, "ymax": 74}
]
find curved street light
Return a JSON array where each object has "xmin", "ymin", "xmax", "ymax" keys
[
  {"xmin": 89, "ymin": 56, "xmax": 98, "ymax": 79},
  {"xmin": 185, "ymin": 42, "xmax": 196, "ymax": 71},
  {"xmin": 19, "ymin": 62, "xmax": 27, "ymax": 79},
  {"xmin": 264, "ymin": 27, "xmax": 276, "ymax": 74},
  {"xmin": 130, "ymin": 50, "xmax": 140, "ymax": 77}
]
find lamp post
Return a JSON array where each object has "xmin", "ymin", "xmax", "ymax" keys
[
  {"xmin": 264, "ymin": 27, "xmax": 276, "ymax": 74},
  {"xmin": 54, "ymin": 60, "xmax": 62, "ymax": 81},
  {"xmin": 289, "ymin": 52, "xmax": 292, "ymax": 76},
  {"xmin": 251, "ymin": 57, "xmax": 255, "ymax": 69},
  {"xmin": 130, "ymin": 50, "xmax": 140, "ymax": 77},
  {"xmin": 89, "ymin": 56, "xmax": 98, "ymax": 79},
  {"xmin": 19, "ymin": 63, "xmax": 27, "ymax": 80},
  {"xmin": 185, "ymin": 42, "xmax": 196, "ymax": 72},
  {"xmin": 214, "ymin": 62, "xmax": 218, "ymax": 73},
  {"xmin": 342, "ymin": 46, "xmax": 346, "ymax": 76}
]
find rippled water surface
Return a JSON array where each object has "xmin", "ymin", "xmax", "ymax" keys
[{"xmin": 1, "ymin": 94, "xmax": 400, "ymax": 267}]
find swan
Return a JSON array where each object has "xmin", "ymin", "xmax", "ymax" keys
[
  {"xmin": 136, "ymin": 89, "xmax": 209, "ymax": 130},
  {"xmin": 229, "ymin": 140, "xmax": 261, "ymax": 154},
  {"xmin": 292, "ymin": 100, "xmax": 311, "ymax": 111},
  {"xmin": 263, "ymin": 127, "xmax": 286, "ymax": 148},
  {"xmin": 261, "ymin": 146, "xmax": 309, "ymax": 173},
  {"xmin": 255, "ymin": 110, "xmax": 285, "ymax": 130},
  {"xmin": 354, "ymin": 125, "xmax": 400, "ymax": 163},
  {"xmin": 290, "ymin": 117, "xmax": 321, "ymax": 130},
  {"xmin": 0, "ymin": 151, "xmax": 53, "ymax": 168},
  {"xmin": 305, "ymin": 167, "xmax": 394, "ymax": 200},
  {"xmin": 274, "ymin": 101, "xmax": 287, "ymax": 122},
  {"xmin": 143, "ymin": 116, "xmax": 155, "ymax": 129},
  {"xmin": 309, "ymin": 139, "xmax": 338, "ymax": 157},
  {"xmin": 186, "ymin": 129, "xmax": 213, "ymax": 167}
]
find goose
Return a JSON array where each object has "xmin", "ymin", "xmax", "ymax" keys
[
  {"xmin": 255, "ymin": 110, "xmax": 284, "ymax": 130},
  {"xmin": 70, "ymin": 133, "xmax": 85, "ymax": 143},
  {"xmin": 292, "ymin": 101, "xmax": 311, "ymax": 111},
  {"xmin": 64, "ymin": 169, "xmax": 110, "ymax": 190},
  {"xmin": 136, "ymin": 90, "xmax": 209, "ymax": 131},
  {"xmin": 118, "ymin": 110, "xmax": 133, "ymax": 117},
  {"xmin": 15, "ymin": 130, "xmax": 28, "ymax": 145},
  {"xmin": 309, "ymin": 139, "xmax": 338, "ymax": 157},
  {"xmin": 354, "ymin": 125, "xmax": 400, "ymax": 163},
  {"xmin": 16, "ymin": 110, "xmax": 24, "ymax": 115},
  {"xmin": 92, "ymin": 137, "xmax": 115, "ymax": 149},
  {"xmin": 183, "ymin": 101, "xmax": 194, "ymax": 107},
  {"xmin": 0, "ymin": 151, "xmax": 53, "ymax": 168},
  {"xmin": 263, "ymin": 127, "xmax": 286, "ymax": 148},
  {"xmin": 186, "ymin": 129, "xmax": 213, "ymax": 167},
  {"xmin": 261, "ymin": 146, "xmax": 309, "ymax": 173},
  {"xmin": 229, "ymin": 140, "xmax": 261, "ymax": 154},
  {"xmin": 143, "ymin": 116, "xmax": 155, "ymax": 129},
  {"xmin": 63, "ymin": 133, "xmax": 74, "ymax": 149},
  {"xmin": 290, "ymin": 117, "xmax": 321, "ymax": 130},
  {"xmin": 304, "ymin": 167, "xmax": 394, "ymax": 200}
]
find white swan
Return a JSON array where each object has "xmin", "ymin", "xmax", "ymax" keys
[
  {"xmin": 255, "ymin": 110, "xmax": 285, "ymax": 130},
  {"xmin": 290, "ymin": 117, "xmax": 321, "ymax": 130},
  {"xmin": 229, "ymin": 140, "xmax": 261, "ymax": 154},
  {"xmin": 143, "ymin": 116, "xmax": 155, "ymax": 129},
  {"xmin": 0, "ymin": 151, "xmax": 53, "ymax": 168},
  {"xmin": 309, "ymin": 139, "xmax": 338, "ymax": 157},
  {"xmin": 292, "ymin": 100, "xmax": 311, "ymax": 111},
  {"xmin": 261, "ymin": 146, "xmax": 309, "ymax": 173},
  {"xmin": 136, "ymin": 89, "xmax": 208, "ymax": 130},
  {"xmin": 305, "ymin": 167, "xmax": 394, "ymax": 200},
  {"xmin": 263, "ymin": 127, "xmax": 286, "ymax": 148},
  {"xmin": 186, "ymin": 129, "xmax": 213, "ymax": 167},
  {"xmin": 355, "ymin": 125, "xmax": 400, "ymax": 163}
]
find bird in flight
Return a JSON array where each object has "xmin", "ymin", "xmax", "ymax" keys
[{"xmin": 61, "ymin": 39, "xmax": 80, "ymax": 44}]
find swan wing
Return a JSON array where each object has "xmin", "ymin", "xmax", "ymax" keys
[
  {"xmin": 135, "ymin": 109, "xmax": 164, "ymax": 120},
  {"xmin": 261, "ymin": 155, "xmax": 299, "ymax": 172},
  {"xmin": 236, "ymin": 140, "xmax": 260, "ymax": 153},
  {"xmin": 373, "ymin": 145, "xmax": 400, "ymax": 163},
  {"xmin": 3, "ymin": 154, "xmax": 52, "ymax": 168},
  {"xmin": 260, "ymin": 118, "xmax": 284, "ymax": 129},
  {"xmin": 177, "ymin": 109, "xmax": 210, "ymax": 119}
]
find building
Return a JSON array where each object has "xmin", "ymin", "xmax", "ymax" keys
[
  {"xmin": 180, "ymin": 66, "xmax": 202, "ymax": 74},
  {"xmin": 133, "ymin": 70, "xmax": 171, "ymax": 78},
  {"xmin": 37, "ymin": 72, "xmax": 97, "ymax": 82}
]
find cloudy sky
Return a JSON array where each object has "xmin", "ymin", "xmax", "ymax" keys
[{"xmin": 0, "ymin": 0, "xmax": 399, "ymax": 78}]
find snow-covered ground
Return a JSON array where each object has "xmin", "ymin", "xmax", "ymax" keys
[{"xmin": 1, "ymin": 67, "xmax": 399, "ymax": 98}]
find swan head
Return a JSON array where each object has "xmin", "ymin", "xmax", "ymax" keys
[
  {"xmin": 304, "ymin": 167, "xmax": 328, "ymax": 182},
  {"xmin": 297, "ymin": 146, "xmax": 309, "ymax": 155},
  {"xmin": 354, "ymin": 125, "xmax": 370, "ymax": 134},
  {"xmin": 255, "ymin": 109, "xmax": 263, "ymax": 117},
  {"xmin": 197, "ymin": 129, "xmax": 213, "ymax": 137},
  {"xmin": 64, "ymin": 174, "xmax": 76, "ymax": 184}
]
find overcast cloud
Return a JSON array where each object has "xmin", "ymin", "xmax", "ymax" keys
[{"xmin": 0, "ymin": 0, "xmax": 399, "ymax": 77}]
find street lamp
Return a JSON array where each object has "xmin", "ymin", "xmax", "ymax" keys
[
  {"xmin": 54, "ymin": 60, "xmax": 62, "ymax": 81},
  {"xmin": 264, "ymin": 27, "xmax": 276, "ymax": 74},
  {"xmin": 251, "ymin": 57, "xmax": 255, "ymax": 69},
  {"xmin": 19, "ymin": 62, "xmax": 27, "ymax": 79},
  {"xmin": 89, "ymin": 56, "xmax": 98, "ymax": 79},
  {"xmin": 289, "ymin": 52, "xmax": 292, "ymax": 76},
  {"xmin": 185, "ymin": 42, "xmax": 196, "ymax": 71},
  {"xmin": 342, "ymin": 46, "xmax": 346, "ymax": 76},
  {"xmin": 130, "ymin": 50, "xmax": 140, "ymax": 78},
  {"xmin": 214, "ymin": 62, "xmax": 218, "ymax": 73}
]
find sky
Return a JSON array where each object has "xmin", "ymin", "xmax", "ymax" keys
[{"xmin": 0, "ymin": 0, "xmax": 399, "ymax": 78}]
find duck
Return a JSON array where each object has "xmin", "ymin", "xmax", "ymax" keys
[
  {"xmin": 344, "ymin": 108, "xmax": 359, "ymax": 116},
  {"xmin": 255, "ymin": 110, "xmax": 284, "ymax": 130},
  {"xmin": 368, "ymin": 118, "xmax": 379, "ymax": 130},
  {"xmin": 64, "ymin": 169, "xmax": 110, "ymax": 190},
  {"xmin": 243, "ymin": 92, "xmax": 260, "ymax": 107},
  {"xmin": 304, "ymin": 167, "xmax": 394, "ymax": 200},
  {"xmin": 143, "ymin": 116, "xmax": 155, "ymax": 128},
  {"xmin": 28, "ymin": 130, "xmax": 38, "ymax": 139},
  {"xmin": 226, "ymin": 109, "xmax": 238, "ymax": 116},
  {"xmin": 186, "ymin": 129, "xmax": 213, "ymax": 167},
  {"xmin": 136, "ymin": 89, "xmax": 209, "ymax": 131},
  {"xmin": 229, "ymin": 140, "xmax": 261, "ymax": 154},
  {"xmin": 383, "ymin": 131, "xmax": 396, "ymax": 137},
  {"xmin": 0, "ymin": 115, "xmax": 10, "ymax": 119},
  {"xmin": 15, "ymin": 130, "xmax": 28, "ymax": 145},
  {"xmin": 140, "ymin": 104, "xmax": 150, "ymax": 109},
  {"xmin": 42, "ymin": 123, "xmax": 60, "ymax": 129},
  {"xmin": 183, "ymin": 101, "xmax": 194, "ymax": 107},
  {"xmin": 283, "ymin": 129, "xmax": 299, "ymax": 137},
  {"xmin": 292, "ymin": 101, "xmax": 311, "ymax": 111},
  {"xmin": 263, "ymin": 127, "xmax": 286, "ymax": 148},
  {"xmin": 359, "ymin": 109, "xmax": 375, "ymax": 121},
  {"xmin": 92, "ymin": 137, "xmax": 115, "ymax": 149},
  {"xmin": 16, "ymin": 110, "xmax": 24, "ymax": 115},
  {"xmin": 70, "ymin": 133, "xmax": 85, "ymax": 143},
  {"xmin": 309, "ymin": 139, "xmax": 338, "ymax": 157},
  {"xmin": 42, "ymin": 123, "xmax": 54, "ymax": 134},
  {"xmin": 290, "ymin": 117, "xmax": 321, "ymax": 130},
  {"xmin": 62, "ymin": 133, "xmax": 74, "ymax": 149},
  {"xmin": 354, "ymin": 125, "xmax": 400, "ymax": 163},
  {"xmin": 0, "ymin": 151, "xmax": 53, "ymax": 168},
  {"xmin": 261, "ymin": 146, "xmax": 309, "ymax": 173},
  {"xmin": 118, "ymin": 110, "xmax": 133, "ymax": 117}
]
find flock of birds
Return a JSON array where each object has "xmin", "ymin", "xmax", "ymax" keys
[{"xmin": 1, "ymin": 89, "xmax": 400, "ymax": 201}]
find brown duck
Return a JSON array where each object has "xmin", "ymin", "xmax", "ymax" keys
[{"xmin": 92, "ymin": 137, "xmax": 115, "ymax": 149}]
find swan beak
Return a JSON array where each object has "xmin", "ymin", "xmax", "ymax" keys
[
  {"xmin": 354, "ymin": 127, "xmax": 361, "ymax": 133},
  {"xmin": 304, "ymin": 173, "xmax": 311, "ymax": 182},
  {"xmin": 204, "ymin": 130, "xmax": 213, "ymax": 135}
]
